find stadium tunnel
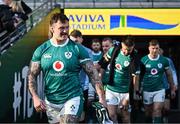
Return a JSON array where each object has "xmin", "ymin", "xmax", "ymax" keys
[{"xmin": 0, "ymin": 5, "xmax": 180, "ymax": 123}]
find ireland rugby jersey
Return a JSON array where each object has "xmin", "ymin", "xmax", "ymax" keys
[
  {"xmin": 106, "ymin": 47, "xmax": 139, "ymax": 93},
  {"xmin": 141, "ymin": 54, "xmax": 169, "ymax": 92},
  {"xmin": 102, "ymin": 64, "xmax": 110, "ymax": 85},
  {"xmin": 92, "ymin": 51, "xmax": 103, "ymax": 64},
  {"xmin": 31, "ymin": 39, "xmax": 90, "ymax": 104}
]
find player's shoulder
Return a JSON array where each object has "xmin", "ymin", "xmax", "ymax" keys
[
  {"xmin": 108, "ymin": 46, "xmax": 115, "ymax": 53},
  {"xmin": 68, "ymin": 39, "xmax": 87, "ymax": 53},
  {"xmin": 68, "ymin": 39, "xmax": 82, "ymax": 48},
  {"xmin": 141, "ymin": 55, "xmax": 149, "ymax": 64},
  {"xmin": 159, "ymin": 55, "xmax": 167, "ymax": 60},
  {"xmin": 34, "ymin": 40, "xmax": 51, "ymax": 52},
  {"xmin": 37, "ymin": 40, "xmax": 51, "ymax": 49},
  {"xmin": 160, "ymin": 55, "xmax": 169, "ymax": 63},
  {"xmin": 141, "ymin": 55, "xmax": 148, "ymax": 60}
]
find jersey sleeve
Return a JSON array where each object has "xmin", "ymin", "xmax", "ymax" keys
[
  {"xmin": 163, "ymin": 57, "xmax": 170, "ymax": 70},
  {"xmin": 106, "ymin": 47, "xmax": 114, "ymax": 59},
  {"xmin": 140, "ymin": 56, "xmax": 146, "ymax": 78},
  {"xmin": 76, "ymin": 44, "xmax": 91, "ymax": 64},
  {"xmin": 31, "ymin": 46, "xmax": 42, "ymax": 63},
  {"xmin": 168, "ymin": 58, "xmax": 178, "ymax": 86}
]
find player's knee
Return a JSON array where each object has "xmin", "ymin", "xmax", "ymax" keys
[
  {"xmin": 62, "ymin": 114, "xmax": 79, "ymax": 123},
  {"xmin": 153, "ymin": 109, "xmax": 162, "ymax": 116},
  {"xmin": 109, "ymin": 113, "xmax": 117, "ymax": 122},
  {"xmin": 121, "ymin": 110, "xmax": 130, "ymax": 123}
]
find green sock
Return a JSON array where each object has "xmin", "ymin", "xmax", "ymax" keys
[{"xmin": 153, "ymin": 116, "xmax": 162, "ymax": 123}]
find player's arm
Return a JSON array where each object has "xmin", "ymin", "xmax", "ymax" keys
[
  {"xmin": 169, "ymin": 59, "xmax": 178, "ymax": 90},
  {"xmin": 28, "ymin": 61, "xmax": 40, "ymax": 97},
  {"xmin": 165, "ymin": 68, "xmax": 176, "ymax": 98},
  {"xmin": 132, "ymin": 53, "xmax": 141, "ymax": 92},
  {"xmin": 133, "ymin": 74, "xmax": 140, "ymax": 91},
  {"xmin": 28, "ymin": 61, "xmax": 45, "ymax": 112},
  {"xmin": 81, "ymin": 60, "xmax": 106, "ymax": 106},
  {"xmin": 98, "ymin": 55, "xmax": 110, "ymax": 79}
]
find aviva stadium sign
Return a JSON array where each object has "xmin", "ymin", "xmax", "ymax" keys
[{"xmin": 65, "ymin": 9, "xmax": 180, "ymax": 35}]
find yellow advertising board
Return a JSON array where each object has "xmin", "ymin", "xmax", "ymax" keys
[{"xmin": 65, "ymin": 9, "xmax": 180, "ymax": 35}]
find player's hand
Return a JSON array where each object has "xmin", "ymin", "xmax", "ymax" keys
[
  {"xmin": 134, "ymin": 90, "xmax": 142, "ymax": 100},
  {"xmin": 99, "ymin": 98, "xmax": 107, "ymax": 108},
  {"xmin": 33, "ymin": 96, "xmax": 46, "ymax": 112},
  {"xmin": 171, "ymin": 90, "xmax": 176, "ymax": 99},
  {"xmin": 174, "ymin": 85, "xmax": 178, "ymax": 91}
]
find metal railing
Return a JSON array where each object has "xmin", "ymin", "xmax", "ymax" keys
[
  {"xmin": 0, "ymin": 0, "xmax": 57, "ymax": 55},
  {"xmin": 56, "ymin": 0, "xmax": 180, "ymax": 8}
]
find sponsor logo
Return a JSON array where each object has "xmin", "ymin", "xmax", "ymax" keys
[
  {"xmin": 68, "ymin": 14, "xmax": 106, "ymax": 30},
  {"xmin": 146, "ymin": 64, "xmax": 151, "ymax": 68},
  {"xmin": 151, "ymin": 68, "xmax": 158, "ymax": 75},
  {"xmin": 53, "ymin": 61, "xmax": 64, "ymax": 72},
  {"xmin": 115, "ymin": 64, "xmax": 122, "ymax": 70},
  {"xmin": 43, "ymin": 54, "xmax": 51, "ymax": 59},
  {"xmin": 69, "ymin": 14, "xmax": 104, "ymax": 22},
  {"xmin": 110, "ymin": 15, "xmax": 178, "ymax": 30}
]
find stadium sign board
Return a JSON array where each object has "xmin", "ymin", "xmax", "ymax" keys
[{"xmin": 65, "ymin": 9, "xmax": 180, "ymax": 35}]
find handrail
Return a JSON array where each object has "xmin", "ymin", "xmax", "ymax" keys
[
  {"xmin": 29, "ymin": 0, "xmax": 53, "ymax": 17},
  {"xmin": 0, "ymin": 0, "xmax": 56, "ymax": 55},
  {"xmin": 60, "ymin": 0, "xmax": 180, "ymax": 8}
]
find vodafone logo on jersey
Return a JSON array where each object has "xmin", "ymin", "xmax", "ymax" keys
[
  {"xmin": 53, "ymin": 61, "xmax": 64, "ymax": 72},
  {"xmin": 151, "ymin": 68, "xmax": 158, "ymax": 75},
  {"xmin": 115, "ymin": 64, "xmax": 122, "ymax": 70}
]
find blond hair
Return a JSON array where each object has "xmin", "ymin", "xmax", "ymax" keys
[{"xmin": 9, "ymin": 0, "xmax": 25, "ymax": 13}]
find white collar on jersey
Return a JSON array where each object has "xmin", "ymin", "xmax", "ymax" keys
[
  {"xmin": 120, "ymin": 50, "xmax": 124, "ymax": 56},
  {"xmin": 148, "ymin": 54, "xmax": 160, "ymax": 61},
  {"xmin": 50, "ymin": 38, "xmax": 69, "ymax": 47},
  {"xmin": 92, "ymin": 51, "xmax": 102, "ymax": 55}
]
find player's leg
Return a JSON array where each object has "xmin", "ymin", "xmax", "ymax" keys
[
  {"xmin": 106, "ymin": 88, "xmax": 119, "ymax": 123},
  {"xmin": 152, "ymin": 89, "xmax": 165, "ymax": 123},
  {"xmin": 143, "ymin": 91, "xmax": 153, "ymax": 123},
  {"xmin": 60, "ymin": 96, "xmax": 83, "ymax": 123},
  {"xmin": 45, "ymin": 99, "xmax": 63, "ymax": 124},
  {"xmin": 60, "ymin": 114, "xmax": 79, "ymax": 123},
  {"xmin": 119, "ymin": 93, "xmax": 130, "ymax": 123},
  {"xmin": 79, "ymin": 89, "xmax": 88, "ymax": 123},
  {"xmin": 162, "ymin": 89, "xmax": 170, "ymax": 123}
]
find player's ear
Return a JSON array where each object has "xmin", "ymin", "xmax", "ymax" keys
[
  {"xmin": 148, "ymin": 46, "xmax": 151, "ymax": 51},
  {"xmin": 49, "ymin": 25, "xmax": 53, "ymax": 33},
  {"xmin": 51, "ymin": 27, "xmax": 54, "ymax": 33}
]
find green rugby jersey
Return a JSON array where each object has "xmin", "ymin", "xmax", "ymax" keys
[
  {"xmin": 92, "ymin": 51, "xmax": 103, "ymax": 64},
  {"xmin": 141, "ymin": 55, "xmax": 169, "ymax": 92},
  {"xmin": 106, "ymin": 47, "xmax": 139, "ymax": 93},
  {"xmin": 31, "ymin": 39, "xmax": 90, "ymax": 104},
  {"xmin": 102, "ymin": 64, "xmax": 110, "ymax": 85}
]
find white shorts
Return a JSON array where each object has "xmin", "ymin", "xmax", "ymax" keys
[
  {"xmin": 105, "ymin": 88, "xmax": 129, "ymax": 105},
  {"xmin": 45, "ymin": 96, "xmax": 83, "ymax": 123},
  {"xmin": 143, "ymin": 89, "xmax": 165, "ymax": 105}
]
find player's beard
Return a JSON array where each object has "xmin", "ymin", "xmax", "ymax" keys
[
  {"xmin": 151, "ymin": 52, "xmax": 158, "ymax": 58},
  {"xmin": 55, "ymin": 33, "xmax": 68, "ymax": 42},
  {"xmin": 60, "ymin": 32, "xmax": 68, "ymax": 40}
]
